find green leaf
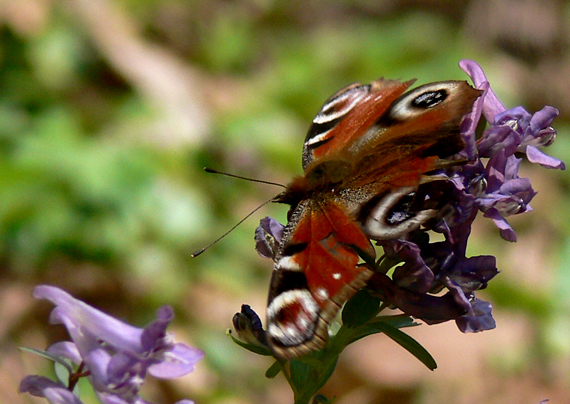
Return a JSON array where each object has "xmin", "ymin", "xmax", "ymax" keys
[
  {"xmin": 54, "ymin": 362, "xmax": 71, "ymax": 386},
  {"xmin": 346, "ymin": 315, "xmax": 414, "ymax": 345},
  {"xmin": 312, "ymin": 356, "xmax": 338, "ymax": 393},
  {"xmin": 19, "ymin": 347, "xmax": 74, "ymax": 373},
  {"xmin": 265, "ymin": 361, "xmax": 282, "ymax": 378},
  {"xmin": 341, "ymin": 289, "xmax": 381, "ymax": 328},
  {"xmin": 291, "ymin": 354, "xmax": 339, "ymax": 404},
  {"xmin": 227, "ymin": 330, "xmax": 273, "ymax": 356},
  {"xmin": 312, "ymin": 394, "xmax": 332, "ymax": 404},
  {"xmin": 293, "ymin": 354, "xmax": 326, "ymax": 370},
  {"xmin": 290, "ymin": 357, "xmax": 312, "ymax": 391},
  {"xmin": 355, "ymin": 321, "xmax": 437, "ymax": 370},
  {"xmin": 376, "ymin": 314, "xmax": 418, "ymax": 329}
]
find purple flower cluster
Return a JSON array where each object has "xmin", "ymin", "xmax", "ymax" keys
[
  {"xmin": 20, "ymin": 286, "xmax": 203, "ymax": 404},
  {"xmin": 458, "ymin": 60, "xmax": 563, "ymax": 242},
  {"xmin": 252, "ymin": 60, "xmax": 564, "ymax": 341}
]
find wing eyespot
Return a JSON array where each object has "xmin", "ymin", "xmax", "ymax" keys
[
  {"xmin": 412, "ymin": 89, "xmax": 448, "ymax": 109},
  {"xmin": 386, "ymin": 81, "xmax": 459, "ymax": 122},
  {"xmin": 361, "ymin": 187, "xmax": 437, "ymax": 240}
]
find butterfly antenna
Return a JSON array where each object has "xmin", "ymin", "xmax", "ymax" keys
[
  {"xmin": 191, "ymin": 196, "xmax": 277, "ymax": 258},
  {"xmin": 191, "ymin": 168, "xmax": 285, "ymax": 257},
  {"xmin": 203, "ymin": 167, "xmax": 286, "ymax": 189}
]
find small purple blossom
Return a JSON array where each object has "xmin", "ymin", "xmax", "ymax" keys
[
  {"xmin": 457, "ymin": 59, "xmax": 563, "ymax": 241},
  {"xmin": 255, "ymin": 216, "xmax": 285, "ymax": 259},
  {"xmin": 21, "ymin": 286, "xmax": 203, "ymax": 404},
  {"xmin": 455, "ymin": 298, "xmax": 496, "ymax": 333},
  {"xmin": 479, "ymin": 152, "xmax": 536, "ymax": 241},
  {"xmin": 459, "ymin": 59, "xmax": 565, "ymax": 170},
  {"xmin": 47, "ymin": 341, "xmax": 83, "ymax": 364},
  {"xmin": 373, "ymin": 197, "xmax": 498, "ymax": 331},
  {"xmin": 458, "ymin": 59, "xmax": 505, "ymax": 122},
  {"xmin": 19, "ymin": 376, "xmax": 83, "ymax": 404},
  {"xmin": 232, "ymin": 304, "xmax": 268, "ymax": 348},
  {"xmin": 382, "ymin": 239, "xmax": 434, "ymax": 293}
]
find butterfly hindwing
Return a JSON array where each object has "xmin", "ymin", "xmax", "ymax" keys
[{"xmin": 266, "ymin": 199, "xmax": 375, "ymax": 358}]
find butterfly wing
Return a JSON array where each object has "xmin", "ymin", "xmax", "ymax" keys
[
  {"xmin": 302, "ymin": 79, "xmax": 415, "ymax": 169},
  {"xmin": 303, "ymin": 80, "xmax": 481, "ymax": 176},
  {"xmin": 266, "ymin": 198, "xmax": 375, "ymax": 359}
]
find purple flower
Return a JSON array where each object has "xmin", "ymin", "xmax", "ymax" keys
[
  {"xmin": 255, "ymin": 216, "xmax": 284, "ymax": 259},
  {"xmin": 458, "ymin": 59, "xmax": 506, "ymax": 123},
  {"xmin": 19, "ymin": 376, "xmax": 83, "ymax": 404},
  {"xmin": 447, "ymin": 255, "xmax": 498, "ymax": 293},
  {"xmin": 382, "ymin": 239, "xmax": 434, "ymax": 293},
  {"xmin": 367, "ymin": 270, "xmax": 467, "ymax": 325},
  {"xmin": 476, "ymin": 152, "xmax": 536, "ymax": 241},
  {"xmin": 380, "ymin": 59, "xmax": 559, "ymax": 328},
  {"xmin": 457, "ymin": 59, "xmax": 563, "ymax": 240},
  {"xmin": 372, "ymin": 200, "xmax": 498, "ymax": 330},
  {"xmin": 455, "ymin": 298, "xmax": 496, "ymax": 333},
  {"xmin": 47, "ymin": 341, "xmax": 83, "ymax": 364},
  {"xmin": 28, "ymin": 286, "xmax": 203, "ymax": 404},
  {"xmin": 232, "ymin": 304, "xmax": 269, "ymax": 348},
  {"xmin": 460, "ymin": 59, "xmax": 565, "ymax": 170}
]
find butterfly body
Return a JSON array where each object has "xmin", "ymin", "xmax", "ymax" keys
[{"xmin": 266, "ymin": 78, "xmax": 481, "ymax": 359}]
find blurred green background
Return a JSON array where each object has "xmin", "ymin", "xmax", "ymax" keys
[{"xmin": 2, "ymin": 1, "xmax": 570, "ymax": 403}]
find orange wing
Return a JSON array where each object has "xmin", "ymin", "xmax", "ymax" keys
[
  {"xmin": 302, "ymin": 79, "xmax": 414, "ymax": 169},
  {"xmin": 266, "ymin": 199, "xmax": 375, "ymax": 359}
]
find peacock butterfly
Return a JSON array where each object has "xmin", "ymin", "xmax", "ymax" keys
[{"xmin": 265, "ymin": 78, "xmax": 482, "ymax": 359}]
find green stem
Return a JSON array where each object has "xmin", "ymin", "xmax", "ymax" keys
[
  {"xmin": 291, "ymin": 325, "xmax": 355, "ymax": 404},
  {"xmin": 293, "ymin": 354, "xmax": 338, "ymax": 404},
  {"xmin": 279, "ymin": 360, "xmax": 299, "ymax": 398}
]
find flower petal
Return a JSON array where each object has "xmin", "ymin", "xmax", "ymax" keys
[
  {"xmin": 526, "ymin": 145, "xmax": 566, "ymax": 170},
  {"xmin": 95, "ymin": 392, "xmax": 132, "ymax": 404},
  {"xmin": 34, "ymin": 286, "xmax": 144, "ymax": 353},
  {"xmin": 449, "ymin": 255, "xmax": 498, "ymax": 292},
  {"xmin": 477, "ymin": 125, "xmax": 520, "ymax": 158},
  {"xmin": 47, "ymin": 341, "xmax": 82, "ymax": 365},
  {"xmin": 483, "ymin": 209, "xmax": 517, "ymax": 242},
  {"xmin": 82, "ymin": 348, "xmax": 113, "ymax": 392},
  {"xmin": 459, "ymin": 59, "xmax": 506, "ymax": 120},
  {"xmin": 140, "ymin": 306, "xmax": 174, "ymax": 352},
  {"xmin": 369, "ymin": 273, "xmax": 467, "ymax": 324},
  {"xmin": 232, "ymin": 304, "xmax": 268, "ymax": 347},
  {"xmin": 19, "ymin": 376, "xmax": 84, "ymax": 404},
  {"xmin": 456, "ymin": 299, "xmax": 496, "ymax": 332},
  {"xmin": 255, "ymin": 217, "xmax": 285, "ymax": 259},
  {"xmin": 459, "ymin": 80, "xmax": 488, "ymax": 160},
  {"xmin": 528, "ymin": 106, "xmax": 558, "ymax": 140},
  {"xmin": 148, "ymin": 343, "xmax": 204, "ymax": 379},
  {"xmin": 383, "ymin": 240, "xmax": 434, "ymax": 293}
]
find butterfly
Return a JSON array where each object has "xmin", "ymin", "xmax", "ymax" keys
[{"xmin": 264, "ymin": 78, "xmax": 481, "ymax": 359}]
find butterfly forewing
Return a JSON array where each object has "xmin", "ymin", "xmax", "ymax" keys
[{"xmin": 303, "ymin": 79, "xmax": 416, "ymax": 170}]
